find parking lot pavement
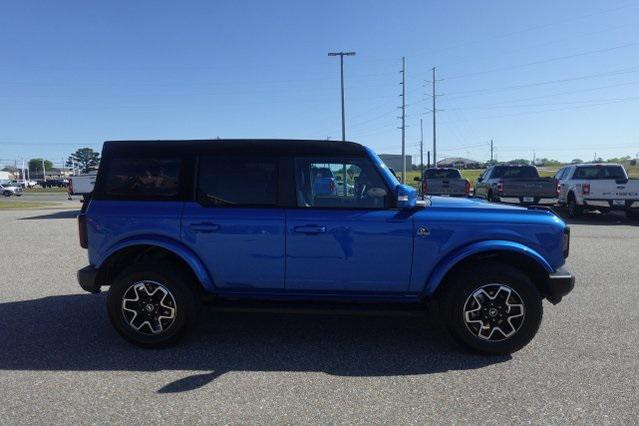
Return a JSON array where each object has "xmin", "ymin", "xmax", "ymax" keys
[{"xmin": 0, "ymin": 207, "xmax": 637, "ymax": 424}]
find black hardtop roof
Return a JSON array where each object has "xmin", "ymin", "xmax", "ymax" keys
[{"xmin": 101, "ymin": 139, "xmax": 367, "ymax": 156}]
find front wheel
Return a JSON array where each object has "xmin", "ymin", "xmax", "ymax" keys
[
  {"xmin": 3, "ymin": 191, "xmax": 11, "ymax": 197},
  {"xmin": 438, "ymin": 263, "xmax": 543, "ymax": 355},
  {"xmin": 107, "ymin": 263, "xmax": 199, "ymax": 348}
]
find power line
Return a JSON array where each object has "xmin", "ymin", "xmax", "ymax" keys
[
  {"xmin": 445, "ymin": 66, "xmax": 639, "ymax": 99},
  {"xmin": 447, "ymin": 41, "xmax": 639, "ymax": 80}
]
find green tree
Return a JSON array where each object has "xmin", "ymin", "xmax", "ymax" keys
[
  {"xmin": 28, "ymin": 158, "xmax": 54, "ymax": 177},
  {"xmin": 66, "ymin": 148, "xmax": 100, "ymax": 173}
]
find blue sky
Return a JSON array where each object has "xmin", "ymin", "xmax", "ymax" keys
[{"xmin": 1, "ymin": 0, "xmax": 638, "ymax": 166}]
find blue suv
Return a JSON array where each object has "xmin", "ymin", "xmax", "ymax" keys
[{"xmin": 77, "ymin": 139, "xmax": 574, "ymax": 354}]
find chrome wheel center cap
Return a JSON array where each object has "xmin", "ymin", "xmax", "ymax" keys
[
  {"xmin": 145, "ymin": 303, "xmax": 155, "ymax": 312},
  {"xmin": 488, "ymin": 308, "xmax": 498, "ymax": 317}
]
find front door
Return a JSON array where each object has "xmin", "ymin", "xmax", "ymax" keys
[
  {"xmin": 181, "ymin": 155, "xmax": 285, "ymax": 290},
  {"xmin": 286, "ymin": 155, "xmax": 413, "ymax": 293}
]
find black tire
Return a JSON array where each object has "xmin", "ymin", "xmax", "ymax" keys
[
  {"xmin": 487, "ymin": 190, "xmax": 497, "ymax": 203},
  {"xmin": 567, "ymin": 193, "xmax": 582, "ymax": 218},
  {"xmin": 107, "ymin": 262, "xmax": 200, "ymax": 348},
  {"xmin": 3, "ymin": 191, "xmax": 11, "ymax": 197},
  {"xmin": 438, "ymin": 262, "xmax": 543, "ymax": 355},
  {"xmin": 626, "ymin": 210, "xmax": 639, "ymax": 221}
]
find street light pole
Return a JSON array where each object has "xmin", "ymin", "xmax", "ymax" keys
[{"xmin": 328, "ymin": 51, "xmax": 356, "ymax": 141}]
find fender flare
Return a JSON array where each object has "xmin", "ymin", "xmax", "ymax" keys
[
  {"xmin": 96, "ymin": 235, "xmax": 215, "ymax": 291},
  {"xmin": 423, "ymin": 240, "xmax": 553, "ymax": 296}
]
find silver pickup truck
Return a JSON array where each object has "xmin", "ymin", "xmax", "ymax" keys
[
  {"xmin": 421, "ymin": 168, "xmax": 470, "ymax": 197},
  {"xmin": 475, "ymin": 165, "xmax": 558, "ymax": 205}
]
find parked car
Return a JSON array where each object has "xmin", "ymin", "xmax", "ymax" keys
[
  {"xmin": 9, "ymin": 179, "xmax": 36, "ymax": 188},
  {"xmin": 475, "ymin": 165, "xmax": 558, "ymax": 205},
  {"xmin": 1, "ymin": 182, "xmax": 23, "ymax": 197},
  {"xmin": 310, "ymin": 166, "xmax": 337, "ymax": 196},
  {"xmin": 421, "ymin": 168, "xmax": 471, "ymax": 197},
  {"xmin": 77, "ymin": 139, "xmax": 574, "ymax": 355},
  {"xmin": 68, "ymin": 172, "xmax": 97, "ymax": 200},
  {"xmin": 555, "ymin": 163, "xmax": 639, "ymax": 220}
]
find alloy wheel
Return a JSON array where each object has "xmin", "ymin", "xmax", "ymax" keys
[
  {"xmin": 463, "ymin": 284, "xmax": 525, "ymax": 341},
  {"xmin": 121, "ymin": 281, "xmax": 177, "ymax": 335}
]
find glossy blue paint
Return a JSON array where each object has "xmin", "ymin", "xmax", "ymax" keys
[
  {"xmin": 181, "ymin": 203, "xmax": 286, "ymax": 290},
  {"xmin": 83, "ymin": 144, "xmax": 569, "ymax": 303},
  {"xmin": 396, "ymin": 184, "xmax": 418, "ymax": 210},
  {"xmin": 410, "ymin": 196, "xmax": 566, "ymax": 295},
  {"xmin": 285, "ymin": 209, "xmax": 413, "ymax": 292}
]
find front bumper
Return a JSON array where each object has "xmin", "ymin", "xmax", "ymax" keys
[
  {"xmin": 77, "ymin": 265, "xmax": 100, "ymax": 293},
  {"xmin": 545, "ymin": 267, "xmax": 575, "ymax": 304}
]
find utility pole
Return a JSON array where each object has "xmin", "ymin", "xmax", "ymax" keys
[
  {"xmin": 420, "ymin": 118, "xmax": 424, "ymax": 184},
  {"xmin": 42, "ymin": 159, "xmax": 46, "ymax": 182},
  {"xmin": 490, "ymin": 139, "xmax": 494, "ymax": 163},
  {"xmin": 427, "ymin": 151, "xmax": 431, "ymax": 168},
  {"xmin": 399, "ymin": 56, "xmax": 406, "ymax": 183},
  {"xmin": 328, "ymin": 51, "xmax": 356, "ymax": 141},
  {"xmin": 432, "ymin": 67, "xmax": 437, "ymax": 166}
]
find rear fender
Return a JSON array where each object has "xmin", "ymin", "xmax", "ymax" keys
[
  {"xmin": 96, "ymin": 235, "xmax": 215, "ymax": 292},
  {"xmin": 423, "ymin": 240, "xmax": 553, "ymax": 296}
]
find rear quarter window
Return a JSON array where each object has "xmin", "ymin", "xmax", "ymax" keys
[{"xmin": 103, "ymin": 157, "xmax": 182, "ymax": 198}]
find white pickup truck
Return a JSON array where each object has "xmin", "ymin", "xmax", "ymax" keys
[
  {"xmin": 556, "ymin": 163, "xmax": 639, "ymax": 220},
  {"xmin": 68, "ymin": 172, "xmax": 97, "ymax": 200}
]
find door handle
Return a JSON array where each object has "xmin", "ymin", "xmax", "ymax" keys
[
  {"xmin": 293, "ymin": 225, "xmax": 327, "ymax": 235},
  {"xmin": 189, "ymin": 222, "xmax": 220, "ymax": 233}
]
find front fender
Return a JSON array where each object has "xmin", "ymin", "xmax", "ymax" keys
[
  {"xmin": 96, "ymin": 235, "xmax": 215, "ymax": 292},
  {"xmin": 423, "ymin": 240, "xmax": 553, "ymax": 296}
]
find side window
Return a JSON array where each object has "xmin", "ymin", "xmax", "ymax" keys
[
  {"xmin": 197, "ymin": 156, "xmax": 278, "ymax": 207},
  {"xmin": 104, "ymin": 157, "xmax": 182, "ymax": 198},
  {"xmin": 481, "ymin": 169, "xmax": 491, "ymax": 180},
  {"xmin": 554, "ymin": 168, "xmax": 565, "ymax": 180},
  {"xmin": 294, "ymin": 157, "xmax": 388, "ymax": 209}
]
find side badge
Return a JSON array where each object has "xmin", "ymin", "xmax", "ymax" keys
[{"xmin": 417, "ymin": 226, "xmax": 430, "ymax": 237}]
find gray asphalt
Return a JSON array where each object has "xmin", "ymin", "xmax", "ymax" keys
[{"xmin": 0, "ymin": 207, "xmax": 637, "ymax": 424}]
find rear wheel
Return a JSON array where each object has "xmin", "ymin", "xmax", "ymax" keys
[
  {"xmin": 438, "ymin": 263, "xmax": 543, "ymax": 355},
  {"xmin": 107, "ymin": 263, "xmax": 199, "ymax": 348},
  {"xmin": 3, "ymin": 191, "xmax": 11, "ymax": 197},
  {"xmin": 567, "ymin": 193, "xmax": 582, "ymax": 218}
]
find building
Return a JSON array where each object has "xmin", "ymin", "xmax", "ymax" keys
[
  {"xmin": 436, "ymin": 157, "xmax": 482, "ymax": 169},
  {"xmin": 378, "ymin": 154, "xmax": 413, "ymax": 173}
]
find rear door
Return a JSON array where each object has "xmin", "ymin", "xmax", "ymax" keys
[
  {"xmin": 181, "ymin": 155, "xmax": 286, "ymax": 290},
  {"xmin": 285, "ymin": 155, "xmax": 413, "ymax": 293}
]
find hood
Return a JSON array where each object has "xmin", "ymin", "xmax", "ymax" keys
[{"xmin": 427, "ymin": 196, "xmax": 525, "ymax": 211}]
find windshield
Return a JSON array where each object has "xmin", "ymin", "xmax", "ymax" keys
[
  {"xmin": 424, "ymin": 169, "xmax": 462, "ymax": 179},
  {"xmin": 573, "ymin": 165, "xmax": 627, "ymax": 180},
  {"xmin": 492, "ymin": 166, "xmax": 539, "ymax": 179}
]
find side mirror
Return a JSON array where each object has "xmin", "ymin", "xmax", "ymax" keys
[
  {"xmin": 396, "ymin": 184, "xmax": 417, "ymax": 210},
  {"xmin": 413, "ymin": 176, "xmax": 421, "ymax": 182},
  {"xmin": 477, "ymin": 177, "xmax": 484, "ymax": 182}
]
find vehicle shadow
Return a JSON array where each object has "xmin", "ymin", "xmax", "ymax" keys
[
  {"xmin": 19, "ymin": 210, "xmax": 80, "ymax": 220},
  {"xmin": 0, "ymin": 294, "xmax": 509, "ymax": 393}
]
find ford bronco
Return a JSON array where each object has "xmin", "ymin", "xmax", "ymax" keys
[{"xmin": 77, "ymin": 139, "xmax": 574, "ymax": 354}]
